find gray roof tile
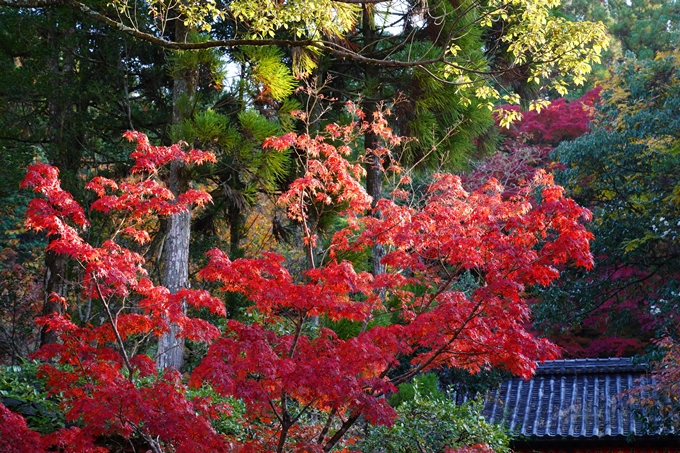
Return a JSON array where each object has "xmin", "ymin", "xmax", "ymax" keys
[{"xmin": 481, "ymin": 358, "xmax": 658, "ymax": 439}]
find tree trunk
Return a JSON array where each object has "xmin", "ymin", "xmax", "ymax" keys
[
  {"xmin": 156, "ymin": 21, "xmax": 196, "ymax": 371},
  {"xmin": 40, "ymin": 249, "xmax": 67, "ymax": 346},
  {"xmin": 361, "ymin": 4, "xmax": 386, "ymax": 278},
  {"xmin": 41, "ymin": 19, "xmax": 78, "ymax": 345},
  {"xmin": 365, "ymin": 132, "xmax": 386, "ymax": 277},
  {"xmin": 228, "ymin": 203, "xmax": 242, "ymax": 258},
  {"xmin": 156, "ymin": 162, "xmax": 191, "ymax": 369}
]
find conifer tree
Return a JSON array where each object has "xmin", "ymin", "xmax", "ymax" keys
[
  {"xmin": 0, "ymin": 6, "xmax": 170, "ymax": 346},
  {"xmin": 2, "ymin": 0, "xmax": 609, "ymax": 368}
]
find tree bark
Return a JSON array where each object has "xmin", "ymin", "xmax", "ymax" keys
[
  {"xmin": 361, "ymin": 4, "xmax": 386, "ymax": 278},
  {"xmin": 156, "ymin": 21, "xmax": 196, "ymax": 371},
  {"xmin": 228, "ymin": 203, "xmax": 242, "ymax": 258},
  {"xmin": 40, "ymin": 249, "xmax": 67, "ymax": 346},
  {"xmin": 156, "ymin": 162, "xmax": 191, "ymax": 370},
  {"xmin": 41, "ymin": 18, "xmax": 79, "ymax": 345}
]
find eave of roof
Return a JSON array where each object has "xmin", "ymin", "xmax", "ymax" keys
[{"xmin": 481, "ymin": 358, "xmax": 674, "ymax": 439}]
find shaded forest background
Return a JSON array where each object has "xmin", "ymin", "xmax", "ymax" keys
[
  {"xmin": 2, "ymin": 0, "xmax": 677, "ymax": 362},
  {"xmin": 2, "ymin": 0, "xmax": 680, "ymax": 451}
]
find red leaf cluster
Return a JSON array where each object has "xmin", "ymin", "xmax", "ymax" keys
[
  {"xmin": 13, "ymin": 125, "xmax": 595, "ymax": 452},
  {"xmin": 466, "ymin": 89, "xmax": 600, "ymax": 198},
  {"xmin": 271, "ymin": 132, "xmax": 372, "ymax": 223},
  {"xmin": 496, "ymin": 88, "xmax": 600, "ymax": 148},
  {"xmin": 21, "ymin": 163, "xmax": 89, "ymax": 235},
  {"xmin": 17, "ymin": 133, "xmax": 227, "ymax": 452},
  {"xmin": 123, "ymin": 130, "xmax": 216, "ymax": 172},
  {"xmin": 0, "ymin": 402, "xmax": 44, "ymax": 453},
  {"xmin": 88, "ymin": 137, "xmax": 213, "ymax": 220},
  {"xmin": 189, "ymin": 157, "xmax": 592, "ymax": 450}
]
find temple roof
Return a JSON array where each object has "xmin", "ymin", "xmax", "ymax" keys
[{"xmin": 480, "ymin": 358, "xmax": 665, "ymax": 439}]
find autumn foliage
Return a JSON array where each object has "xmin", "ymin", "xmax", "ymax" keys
[
  {"xmin": 0, "ymin": 401, "xmax": 44, "ymax": 453},
  {"xmin": 6, "ymin": 107, "xmax": 594, "ymax": 452},
  {"xmin": 464, "ymin": 89, "xmax": 600, "ymax": 198},
  {"xmin": 495, "ymin": 88, "xmax": 600, "ymax": 148},
  {"xmin": 630, "ymin": 337, "xmax": 680, "ymax": 432}
]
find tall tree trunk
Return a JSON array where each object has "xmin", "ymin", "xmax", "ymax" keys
[
  {"xmin": 41, "ymin": 19, "xmax": 79, "ymax": 346},
  {"xmin": 228, "ymin": 203, "xmax": 242, "ymax": 258},
  {"xmin": 156, "ymin": 162, "xmax": 191, "ymax": 370},
  {"xmin": 226, "ymin": 167, "xmax": 245, "ymax": 258},
  {"xmin": 361, "ymin": 4, "xmax": 386, "ymax": 278},
  {"xmin": 364, "ymin": 131, "xmax": 386, "ymax": 277},
  {"xmin": 156, "ymin": 21, "xmax": 196, "ymax": 371},
  {"xmin": 40, "ymin": 248, "xmax": 67, "ymax": 346}
]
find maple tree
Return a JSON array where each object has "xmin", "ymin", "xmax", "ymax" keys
[
  {"xmin": 14, "ymin": 132, "xmax": 228, "ymax": 453},
  {"xmin": 463, "ymin": 88, "xmax": 600, "ymax": 198},
  {"xmin": 4, "ymin": 103, "xmax": 594, "ymax": 452},
  {"xmin": 0, "ymin": 401, "xmax": 44, "ymax": 453},
  {"xmin": 0, "ymin": 5, "xmax": 179, "ymax": 353},
  {"xmin": 536, "ymin": 52, "xmax": 680, "ymax": 358},
  {"xmin": 0, "ymin": 0, "xmax": 610, "ymax": 374},
  {"xmin": 495, "ymin": 88, "xmax": 600, "ymax": 149}
]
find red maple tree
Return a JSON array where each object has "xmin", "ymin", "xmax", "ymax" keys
[
  {"xmin": 495, "ymin": 88, "xmax": 600, "ymax": 148},
  {"xmin": 486, "ymin": 89, "xmax": 666, "ymax": 359},
  {"xmin": 464, "ymin": 88, "xmax": 600, "ymax": 198},
  {"xmin": 4, "ymin": 108, "xmax": 594, "ymax": 452}
]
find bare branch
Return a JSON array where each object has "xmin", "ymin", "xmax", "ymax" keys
[
  {"xmin": 323, "ymin": 413, "xmax": 361, "ymax": 452},
  {"xmin": 94, "ymin": 279, "xmax": 135, "ymax": 380},
  {"xmin": 317, "ymin": 407, "xmax": 337, "ymax": 444}
]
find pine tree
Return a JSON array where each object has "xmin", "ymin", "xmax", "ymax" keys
[{"xmin": 0, "ymin": 6, "xmax": 170, "ymax": 346}]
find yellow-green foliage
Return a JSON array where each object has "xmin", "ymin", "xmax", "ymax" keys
[
  {"xmin": 450, "ymin": 0, "xmax": 609, "ymax": 109},
  {"xmin": 110, "ymin": 0, "xmax": 609, "ymax": 119},
  {"xmin": 243, "ymin": 46, "xmax": 298, "ymax": 101},
  {"xmin": 231, "ymin": 0, "xmax": 358, "ymax": 38}
]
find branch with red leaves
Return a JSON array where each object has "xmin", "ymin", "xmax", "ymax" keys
[
  {"xmin": 10, "ymin": 122, "xmax": 594, "ymax": 452},
  {"xmin": 18, "ymin": 133, "xmax": 228, "ymax": 452},
  {"xmin": 190, "ymin": 120, "xmax": 593, "ymax": 451}
]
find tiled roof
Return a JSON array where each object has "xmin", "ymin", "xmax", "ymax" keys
[{"xmin": 481, "ymin": 358, "xmax": 662, "ymax": 439}]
